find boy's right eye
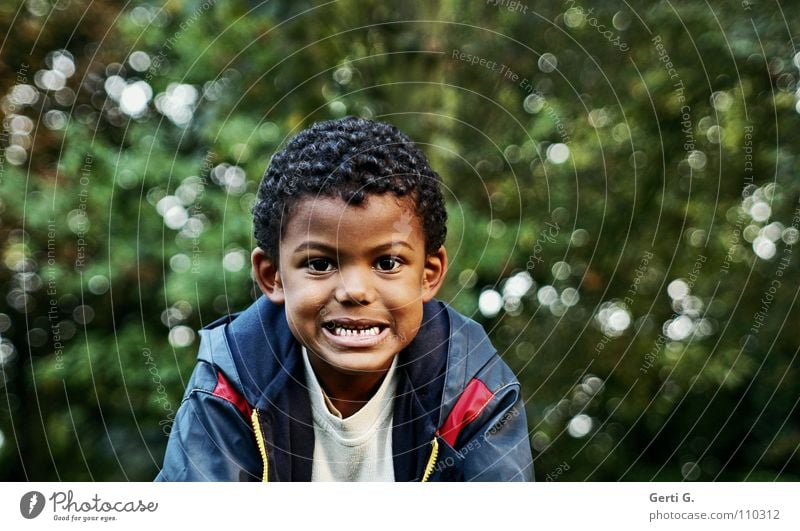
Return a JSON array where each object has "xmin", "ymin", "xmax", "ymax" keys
[{"xmin": 306, "ymin": 258, "xmax": 335, "ymax": 273}]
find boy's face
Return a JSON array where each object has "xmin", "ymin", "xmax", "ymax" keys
[{"xmin": 252, "ymin": 193, "xmax": 447, "ymax": 379}]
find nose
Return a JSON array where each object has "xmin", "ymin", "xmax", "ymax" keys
[{"xmin": 334, "ymin": 265, "xmax": 376, "ymax": 305}]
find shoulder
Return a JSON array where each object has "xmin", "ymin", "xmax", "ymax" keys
[
  {"xmin": 434, "ymin": 302, "xmax": 522, "ymax": 437},
  {"xmin": 181, "ymin": 297, "xmax": 273, "ymax": 414},
  {"xmin": 190, "ymin": 296, "xmax": 300, "ymax": 409},
  {"xmin": 178, "ymin": 327, "xmax": 253, "ymax": 419},
  {"xmin": 442, "ymin": 302, "xmax": 519, "ymax": 390}
]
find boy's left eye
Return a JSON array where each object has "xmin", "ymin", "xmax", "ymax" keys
[
  {"xmin": 375, "ymin": 256, "xmax": 401, "ymax": 272},
  {"xmin": 307, "ymin": 258, "xmax": 335, "ymax": 272}
]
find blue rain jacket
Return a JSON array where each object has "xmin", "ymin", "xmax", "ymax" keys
[{"xmin": 156, "ymin": 297, "xmax": 533, "ymax": 481}]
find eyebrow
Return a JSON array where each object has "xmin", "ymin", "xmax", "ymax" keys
[{"xmin": 292, "ymin": 240, "xmax": 415, "ymax": 254}]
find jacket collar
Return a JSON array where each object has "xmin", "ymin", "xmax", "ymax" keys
[{"xmin": 391, "ymin": 300, "xmax": 450, "ymax": 480}]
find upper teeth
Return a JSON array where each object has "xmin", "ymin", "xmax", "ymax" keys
[{"xmin": 331, "ymin": 326, "xmax": 380, "ymax": 337}]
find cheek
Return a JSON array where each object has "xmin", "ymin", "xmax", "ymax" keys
[
  {"xmin": 284, "ymin": 280, "xmax": 331, "ymax": 316},
  {"xmin": 381, "ymin": 272, "xmax": 425, "ymax": 300},
  {"xmin": 381, "ymin": 280, "xmax": 425, "ymax": 312},
  {"xmin": 395, "ymin": 283, "xmax": 425, "ymax": 307},
  {"xmin": 395, "ymin": 306, "xmax": 424, "ymax": 345}
]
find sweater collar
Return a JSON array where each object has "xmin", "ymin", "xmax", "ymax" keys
[{"xmin": 303, "ymin": 345, "xmax": 398, "ymax": 441}]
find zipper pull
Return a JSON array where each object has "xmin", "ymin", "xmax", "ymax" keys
[{"xmin": 421, "ymin": 437, "xmax": 439, "ymax": 482}]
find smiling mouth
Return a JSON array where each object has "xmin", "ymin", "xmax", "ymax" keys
[
  {"xmin": 322, "ymin": 320, "xmax": 388, "ymax": 337},
  {"xmin": 321, "ymin": 319, "xmax": 391, "ymax": 345}
]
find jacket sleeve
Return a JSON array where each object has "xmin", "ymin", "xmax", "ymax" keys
[
  {"xmin": 155, "ymin": 360, "xmax": 261, "ymax": 481},
  {"xmin": 435, "ymin": 368, "xmax": 534, "ymax": 482},
  {"xmin": 458, "ymin": 383, "xmax": 534, "ymax": 481}
]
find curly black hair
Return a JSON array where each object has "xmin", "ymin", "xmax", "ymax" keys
[{"xmin": 253, "ymin": 116, "xmax": 447, "ymax": 261}]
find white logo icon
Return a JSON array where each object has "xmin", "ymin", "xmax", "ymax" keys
[{"xmin": 20, "ymin": 491, "xmax": 45, "ymax": 519}]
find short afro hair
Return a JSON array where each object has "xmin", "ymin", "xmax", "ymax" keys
[{"xmin": 253, "ymin": 116, "xmax": 447, "ymax": 261}]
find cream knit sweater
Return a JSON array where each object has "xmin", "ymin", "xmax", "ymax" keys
[{"xmin": 301, "ymin": 347, "xmax": 397, "ymax": 481}]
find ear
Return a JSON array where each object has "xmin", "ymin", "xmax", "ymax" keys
[
  {"xmin": 251, "ymin": 247, "xmax": 285, "ymax": 304},
  {"xmin": 421, "ymin": 245, "xmax": 448, "ymax": 302}
]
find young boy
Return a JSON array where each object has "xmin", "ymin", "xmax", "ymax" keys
[{"xmin": 156, "ymin": 117, "xmax": 533, "ymax": 481}]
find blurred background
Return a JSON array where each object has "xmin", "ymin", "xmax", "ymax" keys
[{"xmin": 1, "ymin": 0, "xmax": 798, "ymax": 481}]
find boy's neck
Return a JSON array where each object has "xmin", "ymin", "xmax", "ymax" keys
[{"xmin": 307, "ymin": 355, "xmax": 394, "ymax": 418}]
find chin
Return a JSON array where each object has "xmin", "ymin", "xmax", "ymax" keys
[{"xmin": 317, "ymin": 348, "xmax": 396, "ymax": 375}]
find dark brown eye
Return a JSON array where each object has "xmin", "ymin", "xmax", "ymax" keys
[
  {"xmin": 307, "ymin": 258, "xmax": 334, "ymax": 272},
  {"xmin": 375, "ymin": 256, "xmax": 400, "ymax": 271}
]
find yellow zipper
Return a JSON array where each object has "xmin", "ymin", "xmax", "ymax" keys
[
  {"xmin": 252, "ymin": 410, "xmax": 437, "ymax": 483},
  {"xmin": 250, "ymin": 409, "xmax": 269, "ymax": 483},
  {"xmin": 420, "ymin": 437, "xmax": 439, "ymax": 482}
]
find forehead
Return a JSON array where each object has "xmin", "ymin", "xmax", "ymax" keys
[{"xmin": 282, "ymin": 194, "xmax": 423, "ymax": 248}]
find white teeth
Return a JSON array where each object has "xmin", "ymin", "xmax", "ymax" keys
[{"xmin": 331, "ymin": 326, "xmax": 380, "ymax": 337}]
